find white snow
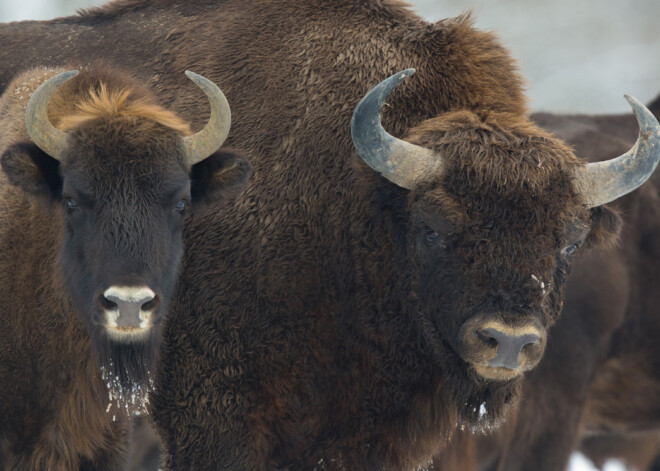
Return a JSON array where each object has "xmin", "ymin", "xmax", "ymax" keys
[
  {"xmin": 568, "ymin": 452, "xmax": 629, "ymax": 471},
  {"xmin": 479, "ymin": 402, "xmax": 487, "ymax": 419}
]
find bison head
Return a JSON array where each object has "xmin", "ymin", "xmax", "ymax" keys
[
  {"xmin": 0, "ymin": 68, "xmax": 249, "ymax": 403},
  {"xmin": 351, "ymin": 70, "xmax": 659, "ymax": 420}
]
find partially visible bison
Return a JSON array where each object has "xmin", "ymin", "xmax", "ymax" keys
[
  {"xmin": 0, "ymin": 64, "xmax": 248, "ymax": 469},
  {"xmin": 434, "ymin": 95, "xmax": 660, "ymax": 471},
  {"xmin": 0, "ymin": 1, "xmax": 659, "ymax": 469}
]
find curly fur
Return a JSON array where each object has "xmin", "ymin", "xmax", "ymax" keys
[{"xmin": 0, "ymin": 1, "xmax": 631, "ymax": 469}]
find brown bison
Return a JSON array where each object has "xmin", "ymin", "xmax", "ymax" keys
[
  {"xmin": 0, "ymin": 64, "xmax": 248, "ymax": 469},
  {"xmin": 431, "ymin": 96, "xmax": 660, "ymax": 471},
  {"xmin": 0, "ymin": 1, "xmax": 658, "ymax": 469}
]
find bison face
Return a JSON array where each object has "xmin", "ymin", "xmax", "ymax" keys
[
  {"xmin": 1, "ymin": 125, "xmax": 248, "ymax": 385},
  {"xmin": 409, "ymin": 164, "xmax": 622, "ymax": 386},
  {"xmin": 401, "ymin": 112, "xmax": 590, "ymax": 384},
  {"xmin": 352, "ymin": 71, "xmax": 656, "ymax": 398},
  {"xmin": 407, "ymin": 167, "xmax": 594, "ymax": 384},
  {"xmin": 0, "ymin": 69, "xmax": 249, "ymax": 395}
]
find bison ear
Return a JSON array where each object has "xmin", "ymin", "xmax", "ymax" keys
[
  {"xmin": 585, "ymin": 205, "xmax": 623, "ymax": 248},
  {"xmin": 190, "ymin": 148, "xmax": 250, "ymax": 207},
  {"xmin": 1, "ymin": 142, "xmax": 62, "ymax": 200}
]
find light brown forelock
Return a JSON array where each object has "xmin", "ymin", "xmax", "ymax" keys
[{"xmin": 57, "ymin": 82, "xmax": 193, "ymax": 136}]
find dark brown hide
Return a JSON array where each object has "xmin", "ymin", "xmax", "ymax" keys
[
  {"xmin": 0, "ymin": 2, "xmax": 639, "ymax": 469},
  {"xmin": 433, "ymin": 102, "xmax": 660, "ymax": 471},
  {"xmin": 649, "ymin": 93, "xmax": 660, "ymax": 116}
]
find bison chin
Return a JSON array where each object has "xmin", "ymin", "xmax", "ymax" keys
[
  {"xmin": 422, "ymin": 316, "xmax": 523, "ymax": 429},
  {"xmin": 454, "ymin": 369, "xmax": 521, "ymax": 433},
  {"xmin": 92, "ymin": 327, "xmax": 160, "ymax": 416}
]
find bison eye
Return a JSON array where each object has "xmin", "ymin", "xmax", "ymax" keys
[
  {"xmin": 175, "ymin": 200, "xmax": 187, "ymax": 213},
  {"xmin": 64, "ymin": 198, "xmax": 79, "ymax": 212},
  {"xmin": 424, "ymin": 227, "xmax": 441, "ymax": 245},
  {"xmin": 561, "ymin": 243, "xmax": 580, "ymax": 257}
]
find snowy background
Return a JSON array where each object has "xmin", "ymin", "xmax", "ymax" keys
[
  {"xmin": 1, "ymin": 1, "xmax": 657, "ymax": 469},
  {"xmin": 1, "ymin": 0, "xmax": 659, "ymax": 114},
  {"xmin": 570, "ymin": 453, "xmax": 627, "ymax": 471}
]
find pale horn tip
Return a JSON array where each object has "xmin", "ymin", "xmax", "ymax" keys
[
  {"xmin": 399, "ymin": 68, "xmax": 416, "ymax": 78},
  {"xmin": 623, "ymin": 94, "xmax": 659, "ymax": 130},
  {"xmin": 60, "ymin": 70, "xmax": 80, "ymax": 80}
]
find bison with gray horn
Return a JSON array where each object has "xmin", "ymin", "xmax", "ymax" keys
[{"xmin": 0, "ymin": 64, "xmax": 249, "ymax": 470}]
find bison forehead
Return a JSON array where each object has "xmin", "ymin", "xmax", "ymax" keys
[
  {"xmin": 62, "ymin": 119, "xmax": 188, "ymax": 176},
  {"xmin": 408, "ymin": 111, "xmax": 588, "ymax": 242},
  {"xmin": 406, "ymin": 110, "xmax": 583, "ymax": 194},
  {"xmin": 413, "ymin": 173, "xmax": 586, "ymax": 241}
]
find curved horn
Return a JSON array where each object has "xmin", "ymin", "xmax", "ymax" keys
[
  {"xmin": 574, "ymin": 95, "xmax": 660, "ymax": 208},
  {"xmin": 350, "ymin": 69, "xmax": 441, "ymax": 189},
  {"xmin": 181, "ymin": 71, "xmax": 231, "ymax": 166},
  {"xmin": 25, "ymin": 69, "xmax": 79, "ymax": 161}
]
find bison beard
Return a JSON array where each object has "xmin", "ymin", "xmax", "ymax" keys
[{"xmin": 96, "ymin": 333, "xmax": 158, "ymax": 416}]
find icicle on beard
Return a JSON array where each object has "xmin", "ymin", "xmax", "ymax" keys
[
  {"xmin": 93, "ymin": 327, "xmax": 160, "ymax": 418},
  {"xmin": 456, "ymin": 373, "xmax": 520, "ymax": 434}
]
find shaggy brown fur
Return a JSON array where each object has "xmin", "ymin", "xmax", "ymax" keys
[
  {"xmin": 433, "ymin": 103, "xmax": 660, "ymax": 471},
  {"xmin": 0, "ymin": 63, "xmax": 248, "ymax": 469},
  {"xmin": 0, "ymin": 1, "xmax": 640, "ymax": 469}
]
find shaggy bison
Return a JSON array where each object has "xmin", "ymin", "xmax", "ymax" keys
[
  {"xmin": 430, "ymin": 96, "xmax": 660, "ymax": 471},
  {"xmin": 0, "ymin": 64, "xmax": 248, "ymax": 469},
  {"xmin": 459, "ymin": 99, "xmax": 660, "ymax": 471},
  {"xmin": 0, "ymin": 1, "xmax": 658, "ymax": 469}
]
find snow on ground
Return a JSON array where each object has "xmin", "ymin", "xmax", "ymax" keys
[{"xmin": 568, "ymin": 452, "xmax": 629, "ymax": 471}]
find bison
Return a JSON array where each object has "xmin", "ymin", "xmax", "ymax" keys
[
  {"xmin": 0, "ymin": 1, "xmax": 658, "ymax": 469},
  {"xmin": 0, "ymin": 64, "xmax": 248, "ymax": 469},
  {"xmin": 429, "ymin": 95, "xmax": 660, "ymax": 471}
]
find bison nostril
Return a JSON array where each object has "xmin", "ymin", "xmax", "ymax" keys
[
  {"xmin": 484, "ymin": 329, "xmax": 542, "ymax": 370},
  {"xmin": 99, "ymin": 295, "xmax": 118, "ymax": 311},
  {"xmin": 460, "ymin": 318, "xmax": 547, "ymax": 379},
  {"xmin": 101, "ymin": 286, "xmax": 157, "ymax": 329},
  {"xmin": 477, "ymin": 329, "xmax": 499, "ymax": 349},
  {"xmin": 141, "ymin": 296, "xmax": 158, "ymax": 312},
  {"xmin": 522, "ymin": 334, "xmax": 540, "ymax": 348}
]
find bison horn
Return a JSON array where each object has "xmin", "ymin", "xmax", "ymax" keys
[
  {"xmin": 181, "ymin": 71, "xmax": 231, "ymax": 166},
  {"xmin": 351, "ymin": 69, "xmax": 442, "ymax": 189},
  {"xmin": 574, "ymin": 95, "xmax": 660, "ymax": 208},
  {"xmin": 25, "ymin": 69, "xmax": 80, "ymax": 161}
]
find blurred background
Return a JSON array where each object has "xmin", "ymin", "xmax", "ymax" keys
[{"xmin": 1, "ymin": 0, "xmax": 658, "ymax": 114}]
